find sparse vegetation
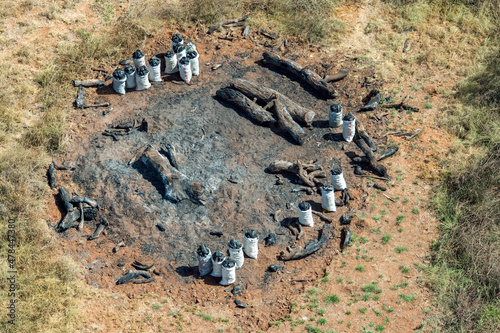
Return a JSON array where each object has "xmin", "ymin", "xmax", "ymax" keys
[{"xmin": 325, "ymin": 294, "xmax": 340, "ymax": 305}]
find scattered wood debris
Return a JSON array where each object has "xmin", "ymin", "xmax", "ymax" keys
[
  {"xmin": 208, "ymin": 15, "xmax": 249, "ymax": 34},
  {"xmin": 280, "ymin": 224, "xmax": 332, "ymax": 261}
]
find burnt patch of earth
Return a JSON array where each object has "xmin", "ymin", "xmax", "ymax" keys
[{"xmin": 54, "ymin": 40, "xmax": 388, "ymax": 330}]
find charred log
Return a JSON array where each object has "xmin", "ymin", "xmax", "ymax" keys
[{"xmin": 280, "ymin": 224, "xmax": 332, "ymax": 261}]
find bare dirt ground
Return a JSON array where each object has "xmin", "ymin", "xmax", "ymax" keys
[{"xmin": 2, "ymin": 1, "xmax": 462, "ymax": 332}]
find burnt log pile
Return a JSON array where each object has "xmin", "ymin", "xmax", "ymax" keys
[{"xmin": 56, "ymin": 187, "xmax": 101, "ymax": 235}]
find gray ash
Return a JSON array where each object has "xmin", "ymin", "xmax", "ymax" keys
[
  {"xmin": 112, "ymin": 68, "xmax": 125, "ymax": 80},
  {"xmin": 124, "ymin": 64, "xmax": 135, "ymax": 74},
  {"xmin": 330, "ymin": 166, "xmax": 343, "ymax": 175},
  {"xmin": 228, "ymin": 239, "xmax": 242, "ymax": 249},
  {"xmin": 196, "ymin": 244, "xmax": 210, "ymax": 257},
  {"xmin": 178, "ymin": 56, "xmax": 189, "ymax": 65},
  {"xmin": 149, "ymin": 56, "xmax": 160, "ymax": 66},
  {"xmin": 343, "ymin": 113, "xmax": 355, "ymax": 121},
  {"xmin": 136, "ymin": 65, "xmax": 149, "ymax": 76},
  {"xmin": 245, "ymin": 230, "xmax": 258, "ymax": 239},
  {"xmin": 132, "ymin": 49, "xmax": 145, "ymax": 59},
  {"xmin": 298, "ymin": 201, "xmax": 311, "ymax": 211}
]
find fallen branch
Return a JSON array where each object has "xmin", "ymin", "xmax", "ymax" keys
[
  {"xmin": 72, "ymin": 79, "xmax": 105, "ymax": 88},
  {"xmin": 312, "ymin": 210, "xmax": 334, "ymax": 223},
  {"xmin": 383, "ymin": 193, "xmax": 396, "ymax": 203},
  {"xmin": 280, "ymin": 224, "xmax": 332, "ymax": 261},
  {"xmin": 208, "ymin": 15, "xmax": 249, "ymax": 34},
  {"xmin": 274, "ymin": 99, "xmax": 306, "ymax": 145},
  {"xmin": 88, "ymin": 218, "xmax": 108, "ymax": 240},
  {"xmin": 216, "ymin": 88, "xmax": 276, "ymax": 125},
  {"xmin": 77, "ymin": 203, "xmax": 84, "ymax": 231},
  {"xmin": 70, "ymin": 196, "xmax": 98, "ymax": 207},
  {"xmin": 116, "ymin": 270, "xmax": 155, "ymax": 285},
  {"xmin": 58, "ymin": 187, "xmax": 73, "ymax": 213},
  {"xmin": 242, "ymin": 25, "xmax": 250, "ymax": 38},
  {"xmin": 323, "ymin": 70, "xmax": 348, "ymax": 83},
  {"xmin": 230, "ymin": 78, "xmax": 315, "ymax": 126},
  {"xmin": 354, "ymin": 122, "xmax": 389, "ymax": 179},
  {"xmin": 47, "ymin": 162, "xmax": 56, "ymax": 189},
  {"xmin": 113, "ymin": 241, "xmax": 126, "ymax": 253},
  {"xmin": 262, "ymin": 51, "xmax": 338, "ymax": 99},
  {"xmin": 131, "ymin": 261, "xmax": 154, "ymax": 270},
  {"xmin": 383, "ymin": 96, "xmax": 419, "ymax": 112},
  {"xmin": 260, "ymin": 29, "xmax": 279, "ymax": 39}
]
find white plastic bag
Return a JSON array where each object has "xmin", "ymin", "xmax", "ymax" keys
[
  {"xmin": 228, "ymin": 239, "xmax": 244, "ymax": 269},
  {"xmin": 112, "ymin": 68, "xmax": 126, "ymax": 95},
  {"xmin": 124, "ymin": 65, "xmax": 136, "ymax": 89},
  {"xmin": 173, "ymin": 43, "xmax": 186, "ymax": 62},
  {"xmin": 329, "ymin": 103, "xmax": 343, "ymax": 128},
  {"xmin": 243, "ymin": 230, "xmax": 259, "ymax": 259},
  {"xmin": 178, "ymin": 57, "xmax": 192, "ymax": 84},
  {"xmin": 164, "ymin": 50, "xmax": 178, "ymax": 74},
  {"xmin": 148, "ymin": 56, "xmax": 162, "ymax": 82},
  {"xmin": 342, "ymin": 113, "xmax": 356, "ymax": 142},
  {"xmin": 187, "ymin": 50, "xmax": 200, "ymax": 76},
  {"xmin": 322, "ymin": 184, "xmax": 336, "ymax": 212},
  {"xmin": 186, "ymin": 42, "xmax": 197, "ymax": 53},
  {"xmin": 220, "ymin": 258, "xmax": 236, "ymax": 285},
  {"xmin": 135, "ymin": 65, "xmax": 151, "ymax": 91},
  {"xmin": 132, "ymin": 49, "xmax": 146, "ymax": 68},
  {"xmin": 330, "ymin": 166, "xmax": 347, "ymax": 190},
  {"xmin": 211, "ymin": 251, "xmax": 225, "ymax": 277},
  {"xmin": 197, "ymin": 245, "xmax": 212, "ymax": 276},
  {"xmin": 171, "ymin": 33, "xmax": 183, "ymax": 49},
  {"xmin": 298, "ymin": 201, "xmax": 314, "ymax": 227}
]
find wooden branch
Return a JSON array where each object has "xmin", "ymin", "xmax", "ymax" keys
[
  {"xmin": 58, "ymin": 210, "xmax": 81, "ymax": 232},
  {"xmin": 324, "ymin": 70, "xmax": 348, "ymax": 83},
  {"xmin": 355, "ymin": 121, "xmax": 377, "ymax": 152},
  {"xmin": 163, "ymin": 143, "xmax": 180, "ymax": 170},
  {"xmin": 312, "ymin": 210, "xmax": 334, "ymax": 223},
  {"xmin": 208, "ymin": 15, "xmax": 249, "ymax": 34},
  {"xmin": 77, "ymin": 203, "xmax": 84, "ymax": 231},
  {"xmin": 297, "ymin": 160, "xmax": 315, "ymax": 187},
  {"xmin": 48, "ymin": 162, "xmax": 56, "ymax": 188},
  {"xmin": 262, "ymin": 51, "xmax": 339, "ymax": 99},
  {"xmin": 355, "ymin": 138, "xmax": 389, "ymax": 179},
  {"xmin": 113, "ymin": 241, "xmax": 126, "ymax": 253},
  {"xmin": 383, "ymin": 194, "xmax": 396, "ymax": 203},
  {"xmin": 88, "ymin": 218, "xmax": 108, "ymax": 240},
  {"xmin": 70, "ymin": 196, "xmax": 98, "ymax": 207},
  {"xmin": 260, "ymin": 29, "xmax": 279, "ymax": 39},
  {"xmin": 72, "ymin": 79, "xmax": 105, "ymax": 88},
  {"xmin": 216, "ymin": 88, "xmax": 276, "ymax": 125},
  {"xmin": 383, "ymin": 96, "xmax": 420, "ymax": 112},
  {"xmin": 58, "ymin": 187, "xmax": 73, "ymax": 213},
  {"xmin": 354, "ymin": 174, "xmax": 390, "ymax": 181},
  {"xmin": 280, "ymin": 224, "xmax": 332, "ymax": 261},
  {"xmin": 242, "ymin": 25, "xmax": 250, "ymax": 38},
  {"xmin": 230, "ymin": 78, "xmax": 315, "ymax": 126},
  {"xmin": 116, "ymin": 270, "xmax": 155, "ymax": 285},
  {"xmin": 274, "ymin": 99, "xmax": 306, "ymax": 145}
]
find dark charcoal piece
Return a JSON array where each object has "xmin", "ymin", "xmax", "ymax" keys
[
  {"xmin": 222, "ymin": 258, "xmax": 236, "ymax": 268},
  {"xmin": 234, "ymin": 299, "xmax": 247, "ymax": 308},
  {"xmin": 209, "ymin": 231, "xmax": 223, "ymax": 237},
  {"xmin": 343, "ymin": 113, "xmax": 355, "ymax": 121},
  {"xmin": 173, "ymin": 43, "xmax": 185, "ymax": 54},
  {"xmin": 136, "ymin": 65, "xmax": 149, "ymax": 76},
  {"xmin": 340, "ymin": 227, "xmax": 351, "ymax": 250},
  {"xmin": 116, "ymin": 270, "xmax": 154, "ymax": 285},
  {"xmin": 132, "ymin": 49, "xmax": 145, "ymax": 59},
  {"xmin": 156, "ymin": 223, "xmax": 166, "ymax": 231},
  {"xmin": 330, "ymin": 103, "xmax": 343, "ymax": 113},
  {"xmin": 330, "ymin": 166, "xmax": 343, "ymax": 175},
  {"xmin": 197, "ymin": 245, "xmax": 210, "ymax": 257},
  {"xmin": 178, "ymin": 56, "xmax": 189, "ymax": 65},
  {"xmin": 360, "ymin": 91, "xmax": 382, "ymax": 111},
  {"xmin": 323, "ymin": 184, "xmax": 334, "ymax": 192},
  {"xmin": 149, "ymin": 56, "xmax": 160, "ymax": 66},
  {"xmin": 228, "ymin": 239, "xmax": 242, "ymax": 249},
  {"xmin": 354, "ymin": 165, "xmax": 365, "ymax": 175},
  {"xmin": 298, "ymin": 201, "xmax": 311, "ymax": 211},
  {"xmin": 131, "ymin": 260, "xmax": 154, "ymax": 270},
  {"xmin": 172, "ymin": 33, "xmax": 183, "ymax": 43},
  {"xmin": 265, "ymin": 233, "xmax": 277, "ymax": 246},
  {"xmin": 186, "ymin": 51, "xmax": 198, "ymax": 59},
  {"xmin": 231, "ymin": 283, "xmax": 243, "ymax": 295},
  {"xmin": 212, "ymin": 250, "xmax": 225, "ymax": 262},
  {"xmin": 153, "ymin": 269, "xmax": 160, "ymax": 276},
  {"xmin": 48, "ymin": 162, "xmax": 56, "ymax": 188},
  {"xmin": 117, "ymin": 262, "xmax": 125, "ymax": 267},
  {"xmin": 340, "ymin": 208, "xmax": 354, "ymax": 225},
  {"xmin": 373, "ymin": 183, "xmax": 387, "ymax": 191},
  {"xmin": 113, "ymin": 68, "xmax": 126, "ymax": 80},
  {"xmin": 83, "ymin": 207, "xmax": 98, "ymax": 220},
  {"xmin": 245, "ymin": 230, "xmax": 258, "ymax": 239},
  {"xmin": 165, "ymin": 50, "xmax": 175, "ymax": 58},
  {"xmin": 268, "ymin": 264, "xmax": 281, "ymax": 272},
  {"xmin": 378, "ymin": 146, "xmax": 399, "ymax": 161},
  {"xmin": 124, "ymin": 64, "xmax": 135, "ymax": 74},
  {"xmin": 381, "ymin": 95, "xmax": 391, "ymax": 105},
  {"xmin": 360, "ymin": 130, "xmax": 377, "ymax": 152}
]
